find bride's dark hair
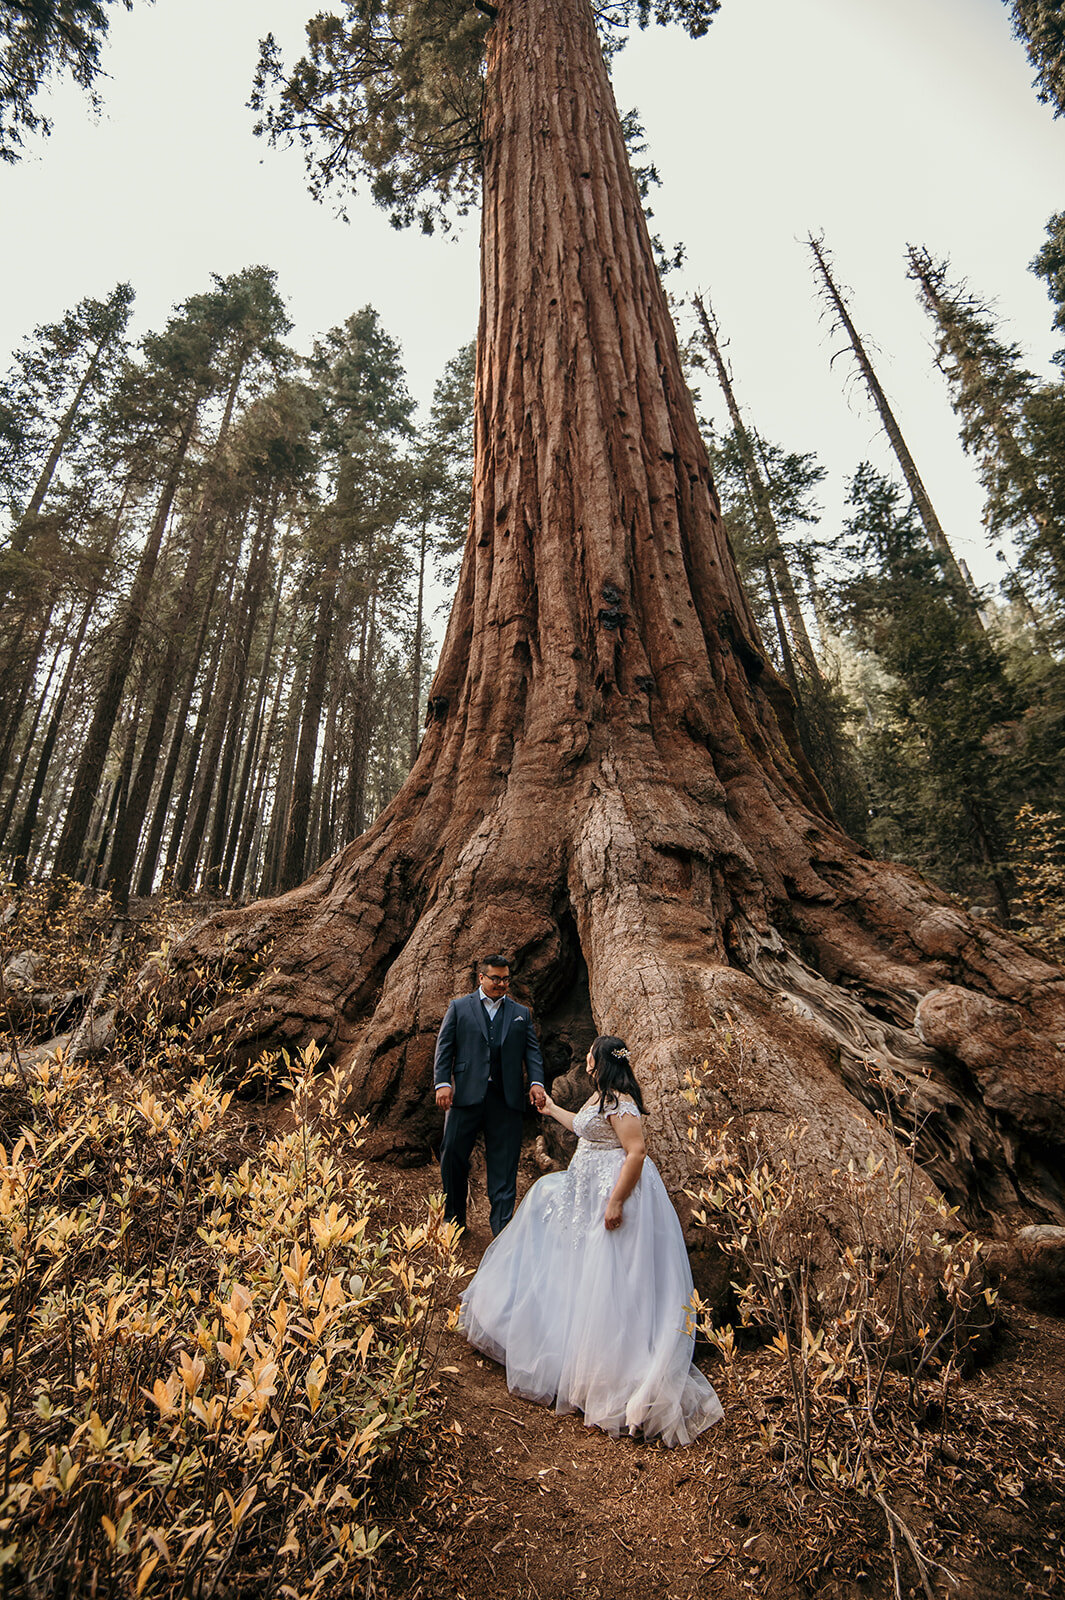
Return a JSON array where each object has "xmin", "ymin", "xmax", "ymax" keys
[{"xmin": 590, "ymin": 1035, "xmax": 644, "ymax": 1114}]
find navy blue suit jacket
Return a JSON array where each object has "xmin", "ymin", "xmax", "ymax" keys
[{"xmin": 433, "ymin": 990, "xmax": 545, "ymax": 1112}]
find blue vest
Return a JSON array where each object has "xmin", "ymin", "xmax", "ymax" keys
[{"xmin": 484, "ymin": 1002, "xmax": 503, "ymax": 1087}]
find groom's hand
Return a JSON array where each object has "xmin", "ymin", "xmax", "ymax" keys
[
  {"xmin": 435, "ymin": 1085, "xmax": 453, "ymax": 1110},
  {"xmin": 529, "ymin": 1084, "xmax": 547, "ymax": 1111}
]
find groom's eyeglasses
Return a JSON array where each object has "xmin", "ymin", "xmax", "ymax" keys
[{"xmin": 480, "ymin": 974, "xmax": 510, "ymax": 985}]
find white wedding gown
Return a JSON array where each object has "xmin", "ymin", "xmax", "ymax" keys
[{"xmin": 458, "ymin": 1094, "xmax": 723, "ymax": 1446}]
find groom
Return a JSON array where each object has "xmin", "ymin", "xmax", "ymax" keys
[{"xmin": 434, "ymin": 955, "xmax": 546, "ymax": 1236}]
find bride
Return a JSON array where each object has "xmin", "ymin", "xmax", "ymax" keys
[{"xmin": 457, "ymin": 1035, "xmax": 723, "ymax": 1446}]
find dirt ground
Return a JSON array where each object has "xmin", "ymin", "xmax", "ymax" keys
[{"xmin": 366, "ymin": 1147, "xmax": 1065, "ymax": 1600}]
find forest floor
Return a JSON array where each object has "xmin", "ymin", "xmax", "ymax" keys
[
  {"xmin": 364, "ymin": 1148, "xmax": 1065, "ymax": 1600},
  {"xmin": 2, "ymin": 885, "xmax": 1063, "ymax": 1600}
]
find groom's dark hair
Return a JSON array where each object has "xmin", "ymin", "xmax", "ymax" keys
[
  {"xmin": 478, "ymin": 953, "xmax": 510, "ymax": 972},
  {"xmin": 590, "ymin": 1036, "xmax": 645, "ymax": 1114}
]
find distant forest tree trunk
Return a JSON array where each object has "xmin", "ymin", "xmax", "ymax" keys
[
  {"xmin": 108, "ymin": 365, "xmax": 249, "ymax": 905},
  {"xmin": 278, "ymin": 569, "xmax": 336, "ymax": 893},
  {"xmin": 409, "ymin": 506, "xmax": 430, "ymax": 767},
  {"xmin": 690, "ymin": 293, "xmax": 820, "ymax": 680},
  {"xmin": 51, "ymin": 410, "xmax": 198, "ymax": 882},
  {"xmin": 221, "ymin": 539, "xmax": 293, "ymax": 895},
  {"xmin": 167, "ymin": 0, "xmax": 1065, "ymax": 1229},
  {"xmin": 7, "ymin": 595, "xmax": 93, "ymax": 883}
]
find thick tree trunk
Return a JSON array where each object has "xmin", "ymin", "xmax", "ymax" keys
[{"xmin": 162, "ymin": 0, "xmax": 1065, "ymax": 1235}]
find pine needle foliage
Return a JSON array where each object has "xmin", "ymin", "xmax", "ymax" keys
[
  {"xmin": 251, "ymin": 0, "xmax": 720, "ymax": 232},
  {"xmin": 0, "ymin": 0, "xmax": 134, "ymax": 161},
  {"xmin": 1031, "ymin": 208, "xmax": 1065, "ymax": 359},
  {"xmin": 1009, "ymin": 803, "xmax": 1065, "ymax": 955},
  {"xmin": 1010, "ymin": 0, "xmax": 1065, "ymax": 118},
  {"xmin": 907, "ymin": 243, "xmax": 1065, "ymax": 628},
  {"xmin": 829, "ymin": 463, "xmax": 1024, "ymax": 909}
]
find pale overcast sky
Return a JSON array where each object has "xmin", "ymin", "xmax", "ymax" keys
[{"xmin": 2, "ymin": 0, "xmax": 1063, "ymax": 596}]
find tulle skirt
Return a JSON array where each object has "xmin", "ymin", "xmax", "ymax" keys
[{"xmin": 458, "ymin": 1141, "xmax": 723, "ymax": 1446}]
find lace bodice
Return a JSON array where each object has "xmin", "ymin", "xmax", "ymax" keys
[{"xmin": 572, "ymin": 1094, "xmax": 642, "ymax": 1147}]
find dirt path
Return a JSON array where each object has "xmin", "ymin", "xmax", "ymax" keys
[
  {"xmin": 367, "ymin": 1149, "xmax": 1065, "ymax": 1600},
  {"xmin": 372, "ymin": 1160, "xmax": 744, "ymax": 1600}
]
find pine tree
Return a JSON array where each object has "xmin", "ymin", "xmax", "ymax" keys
[
  {"xmin": 831, "ymin": 462, "xmax": 1025, "ymax": 916},
  {"xmin": 49, "ymin": 280, "xmax": 239, "ymax": 883},
  {"xmin": 0, "ymin": 1, "xmax": 134, "ymax": 159},
  {"xmin": 0, "ymin": 283, "xmax": 135, "ymax": 789},
  {"xmin": 808, "ymin": 234, "xmax": 983, "ymax": 625},
  {"xmin": 907, "ymin": 243, "xmax": 1065, "ymax": 621},
  {"xmin": 689, "ymin": 293, "xmax": 822, "ymax": 681},
  {"xmin": 1010, "ymin": 0, "xmax": 1065, "ymax": 117},
  {"xmin": 106, "ymin": 268, "xmax": 296, "ymax": 905},
  {"xmin": 271, "ymin": 306, "xmax": 414, "ymax": 892},
  {"xmin": 1031, "ymin": 209, "xmax": 1065, "ymax": 355},
  {"xmin": 408, "ymin": 340, "xmax": 475, "ymax": 762},
  {"xmin": 0, "ymin": 283, "xmax": 133, "ymax": 532}
]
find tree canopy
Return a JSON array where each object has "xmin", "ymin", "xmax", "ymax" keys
[
  {"xmin": 0, "ymin": 0, "xmax": 136, "ymax": 161},
  {"xmin": 1010, "ymin": 0, "xmax": 1065, "ymax": 117},
  {"xmin": 251, "ymin": 0, "xmax": 720, "ymax": 231}
]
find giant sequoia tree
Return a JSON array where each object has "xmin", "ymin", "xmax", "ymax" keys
[{"xmin": 170, "ymin": 0, "xmax": 1064, "ymax": 1226}]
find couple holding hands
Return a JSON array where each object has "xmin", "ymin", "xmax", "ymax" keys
[{"xmin": 433, "ymin": 955, "xmax": 722, "ymax": 1448}]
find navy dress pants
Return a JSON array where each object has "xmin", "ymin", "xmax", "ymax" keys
[{"xmin": 439, "ymin": 1082, "xmax": 524, "ymax": 1236}]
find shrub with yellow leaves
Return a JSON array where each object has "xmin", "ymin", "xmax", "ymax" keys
[
  {"xmin": 685, "ymin": 1022, "xmax": 996, "ymax": 1597},
  {"xmin": 0, "ymin": 1039, "xmax": 463, "ymax": 1597},
  {"xmin": 1009, "ymin": 804, "xmax": 1065, "ymax": 958}
]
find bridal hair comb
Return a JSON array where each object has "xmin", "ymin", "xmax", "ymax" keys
[{"xmin": 611, "ymin": 1047, "xmax": 630, "ymax": 1060}]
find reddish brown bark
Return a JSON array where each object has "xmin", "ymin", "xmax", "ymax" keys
[{"xmin": 162, "ymin": 0, "xmax": 1065, "ymax": 1232}]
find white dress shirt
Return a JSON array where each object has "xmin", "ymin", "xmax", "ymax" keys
[{"xmin": 480, "ymin": 986, "xmax": 503, "ymax": 1021}]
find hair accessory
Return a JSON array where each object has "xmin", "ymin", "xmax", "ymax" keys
[{"xmin": 611, "ymin": 1047, "xmax": 630, "ymax": 1060}]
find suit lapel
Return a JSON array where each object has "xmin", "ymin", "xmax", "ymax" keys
[
  {"xmin": 470, "ymin": 990, "xmax": 489, "ymax": 1041},
  {"xmin": 499, "ymin": 994, "xmax": 515, "ymax": 1045}
]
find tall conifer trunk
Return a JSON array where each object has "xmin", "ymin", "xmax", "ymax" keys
[
  {"xmin": 166, "ymin": 0, "xmax": 1065, "ymax": 1226},
  {"xmin": 691, "ymin": 293, "xmax": 820, "ymax": 679},
  {"xmin": 807, "ymin": 236, "xmax": 984, "ymax": 624},
  {"xmin": 52, "ymin": 412, "xmax": 197, "ymax": 882}
]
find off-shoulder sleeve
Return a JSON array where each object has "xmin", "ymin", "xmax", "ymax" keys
[{"xmin": 605, "ymin": 1096, "xmax": 642, "ymax": 1120}]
